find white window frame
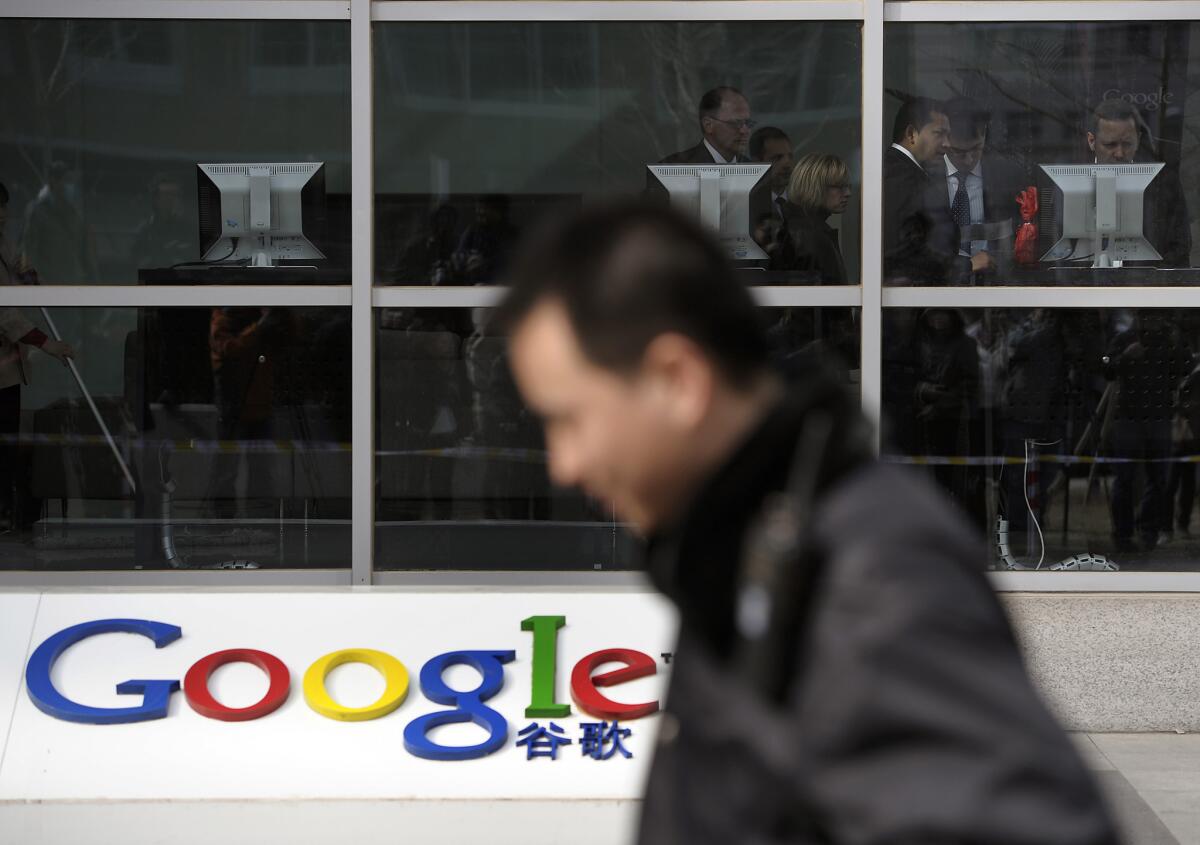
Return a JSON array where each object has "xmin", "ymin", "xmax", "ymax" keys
[{"xmin": 0, "ymin": 0, "xmax": 1197, "ymax": 592}]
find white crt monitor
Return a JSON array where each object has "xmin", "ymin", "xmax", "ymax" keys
[
  {"xmin": 647, "ymin": 163, "xmax": 771, "ymax": 262},
  {"xmin": 197, "ymin": 162, "xmax": 327, "ymax": 267},
  {"xmin": 1040, "ymin": 162, "xmax": 1164, "ymax": 267}
]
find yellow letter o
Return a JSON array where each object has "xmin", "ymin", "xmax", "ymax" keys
[{"xmin": 303, "ymin": 648, "xmax": 409, "ymax": 721}]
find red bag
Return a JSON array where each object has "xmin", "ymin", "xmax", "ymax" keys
[{"xmin": 1014, "ymin": 187, "xmax": 1039, "ymax": 265}]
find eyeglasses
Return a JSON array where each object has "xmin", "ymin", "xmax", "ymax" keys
[{"xmin": 708, "ymin": 117, "xmax": 758, "ymax": 131}]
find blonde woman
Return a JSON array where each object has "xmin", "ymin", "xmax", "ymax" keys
[{"xmin": 785, "ymin": 153, "xmax": 853, "ymax": 284}]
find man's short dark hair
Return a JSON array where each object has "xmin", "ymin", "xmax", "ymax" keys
[
  {"xmin": 891, "ymin": 97, "xmax": 945, "ymax": 144},
  {"xmin": 944, "ymin": 98, "xmax": 989, "ymax": 141},
  {"xmin": 749, "ymin": 126, "xmax": 790, "ymax": 162},
  {"xmin": 495, "ymin": 200, "xmax": 769, "ymax": 387},
  {"xmin": 698, "ymin": 86, "xmax": 744, "ymax": 125},
  {"xmin": 1090, "ymin": 99, "xmax": 1141, "ymax": 134}
]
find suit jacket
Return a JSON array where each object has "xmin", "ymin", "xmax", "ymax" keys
[
  {"xmin": 883, "ymin": 146, "xmax": 956, "ymax": 284},
  {"xmin": 661, "ymin": 141, "xmax": 745, "ymax": 165},
  {"xmin": 925, "ymin": 154, "xmax": 1029, "ymax": 284}
]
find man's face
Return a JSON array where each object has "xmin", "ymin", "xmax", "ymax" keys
[
  {"xmin": 1089, "ymin": 118, "xmax": 1139, "ymax": 163},
  {"xmin": 908, "ymin": 112, "xmax": 951, "ymax": 164},
  {"xmin": 947, "ymin": 131, "xmax": 986, "ymax": 173},
  {"xmin": 509, "ymin": 299, "xmax": 695, "ymax": 534},
  {"xmin": 758, "ymin": 136, "xmax": 794, "ymax": 193},
  {"xmin": 703, "ymin": 94, "xmax": 753, "ymax": 160}
]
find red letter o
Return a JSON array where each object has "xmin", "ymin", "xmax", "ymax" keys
[{"xmin": 184, "ymin": 649, "xmax": 291, "ymax": 722}]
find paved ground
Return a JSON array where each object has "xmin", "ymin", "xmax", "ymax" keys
[{"xmin": 1076, "ymin": 734, "xmax": 1200, "ymax": 843}]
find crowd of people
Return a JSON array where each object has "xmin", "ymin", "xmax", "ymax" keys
[{"xmin": 885, "ymin": 306, "xmax": 1200, "ymax": 559}]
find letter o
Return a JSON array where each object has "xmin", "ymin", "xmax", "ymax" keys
[
  {"xmin": 184, "ymin": 648, "xmax": 291, "ymax": 722},
  {"xmin": 303, "ymin": 648, "xmax": 409, "ymax": 721}
]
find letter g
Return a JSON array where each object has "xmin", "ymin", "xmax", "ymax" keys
[{"xmin": 25, "ymin": 619, "xmax": 182, "ymax": 724}]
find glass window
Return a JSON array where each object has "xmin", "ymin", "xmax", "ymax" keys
[
  {"xmin": 882, "ymin": 307, "xmax": 1200, "ymax": 572},
  {"xmin": 883, "ymin": 21, "xmax": 1199, "ymax": 285},
  {"xmin": 373, "ymin": 21, "xmax": 863, "ymax": 286},
  {"xmin": 0, "ymin": 20, "xmax": 351, "ymax": 285},
  {"xmin": 374, "ymin": 306, "xmax": 859, "ymax": 570},
  {"xmin": 0, "ymin": 306, "xmax": 350, "ymax": 570}
]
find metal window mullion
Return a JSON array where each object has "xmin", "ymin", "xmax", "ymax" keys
[
  {"xmin": 751, "ymin": 287, "xmax": 863, "ymax": 308},
  {"xmin": 883, "ymin": 286, "xmax": 1200, "ymax": 310},
  {"xmin": 350, "ymin": 0, "xmax": 374, "ymax": 586},
  {"xmin": 371, "ymin": 1, "xmax": 864, "ymax": 23},
  {"xmin": 0, "ymin": 571, "xmax": 348, "ymax": 588},
  {"xmin": 885, "ymin": 0, "xmax": 1200, "ymax": 22},
  {"xmin": 1, "ymin": 0, "xmax": 351, "ymax": 19},
  {"xmin": 371, "ymin": 286, "xmax": 863, "ymax": 309},
  {"xmin": 860, "ymin": 0, "xmax": 885, "ymax": 454},
  {"xmin": 0, "ymin": 286, "xmax": 351, "ymax": 308}
]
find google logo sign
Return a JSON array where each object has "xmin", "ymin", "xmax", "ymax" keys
[{"xmin": 24, "ymin": 615, "xmax": 660, "ymax": 761}]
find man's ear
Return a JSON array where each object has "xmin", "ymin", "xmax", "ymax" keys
[{"xmin": 639, "ymin": 333, "xmax": 714, "ymax": 431}]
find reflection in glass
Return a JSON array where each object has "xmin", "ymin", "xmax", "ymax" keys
[
  {"xmin": 0, "ymin": 19, "xmax": 351, "ymax": 284},
  {"xmin": 0, "ymin": 307, "xmax": 350, "ymax": 570},
  {"xmin": 884, "ymin": 21, "xmax": 1198, "ymax": 285},
  {"xmin": 882, "ymin": 307, "xmax": 1200, "ymax": 571},
  {"xmin": 373, "ymin": 307, "xmax": 858, "ymax": 570},
  {"xmin": 374, "ymin": 21, "xmax": 862, "ymax": 285}
]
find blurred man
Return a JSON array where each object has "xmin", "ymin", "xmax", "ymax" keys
[
  {"xmin": 926, "ymin": 99, "xmax": 1027, "ymax": 283},
  {"xmin": 662, "ymin": 86, "xmax": 755, "ymax": 164},
  {"xmin": 499, "ymin": 200, "xmax": 1118, "ymax": 845},
  {"xmin": 1085, "ymin": 99, "xmax": 1191, "ymax": 267}
]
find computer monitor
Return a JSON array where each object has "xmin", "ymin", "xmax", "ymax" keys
[
  {"xmin": 646, "ymin": 163, "xmax": 771, "ymax": 262},
  {"xmin": 1040, "ymin": 162, "xmax": 1164, "ymax": 267},
  {"xmin": 197, "ymin": 162, "xmax": 327, "ymax": 267}
]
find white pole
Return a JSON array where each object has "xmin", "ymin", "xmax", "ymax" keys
[{"xmin": 38, "ymin": 307, "xmax": 137, "ymax": 494}]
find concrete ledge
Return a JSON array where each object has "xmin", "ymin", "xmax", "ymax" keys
[{"xmin": 1003, "ymin": 594, "xmax": 1200, "ymax": 732}]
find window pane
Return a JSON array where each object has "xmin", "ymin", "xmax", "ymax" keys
[
  {"xmin": 0, "ymin": 306, "xmax": 350, "ymax": 570},
  {"xmin": 882, "ymin": 307, "xmax": 1200, "ymax": 572},
  {"xmin": 0, "ymin": 20, "xmax": 351, "ymax": 285},
  {"xmin": 374, "ymin": 21, "xmax": 863, "ymax": 286},
  {"xmin": 883, "ymin": 21, "xmax": 1198, "ymax": 285},
  {"xmin": 374, "ymin": 306, "xmax": 858, "ymax": 570}
]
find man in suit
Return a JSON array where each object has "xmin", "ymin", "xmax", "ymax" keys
[
  {"xmin": 662, "ymin": 86, "xmax": 755, "ymax": 164},
  {"xmin": 884, "ymin": 96, "xmax": 980, "ymax": 284},
  {"xmin": 749, "ymin": 126, "xmax": 795, "ymax": 222},
  {"xmin": 925, "ymin": 99, "xmax": 1027, "ymax": 284},
  {"xmin": 1085, "ymin": 99, "xmax": 1191, "ymax": 267}
]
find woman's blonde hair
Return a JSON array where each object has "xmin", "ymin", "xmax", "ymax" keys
[{"xmin": 787, "ymin": 153, "xmax": 850, "ymax": 212}]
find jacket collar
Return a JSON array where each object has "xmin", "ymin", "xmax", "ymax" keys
[{"xmin": 645, "ymin": 376, "xmax": 868, "ymax": 656}]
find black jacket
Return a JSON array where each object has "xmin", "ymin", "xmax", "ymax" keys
[
  {"xmin": 783, "ymin": 206, "xmax": 848, "ymax": 285},
  {"xmin": 883, "ymin": 146, "xmax": 958, "ymax": 284},
  {"xmin": 637, "ymin": 384, "xmax": 1119, "ymax": 844},
  {"xmin": 661, "ymin": 141, "xmax": 747, "ymax": 165},
  {"xmin": 925, "ymin": 154, "xmax": 1030, "ymax": 283}
]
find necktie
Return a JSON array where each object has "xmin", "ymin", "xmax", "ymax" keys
[
  {"xmin": 951, "ymin": 172, "xmax": 971, "ymax": 252},
  {"xmin": 775, "ymin": 196, "xmax": 788, "ymax": 223}
]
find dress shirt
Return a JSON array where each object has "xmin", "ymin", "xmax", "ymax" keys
[{"xmin": 945, "ymin": 156, "xmax": 986, "ymax": 256}]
